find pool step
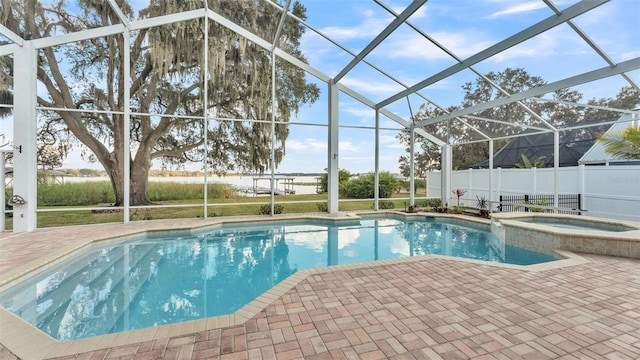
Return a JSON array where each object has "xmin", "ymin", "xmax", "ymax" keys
[
  {"xmin": 45, "ymin": 244, "xmax": 165, "ymax": 340},
  {"xmin": 7, "ymin": 243, "xmax": 161, "ymax": 339}
]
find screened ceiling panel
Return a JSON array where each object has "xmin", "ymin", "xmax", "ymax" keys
[
  {"xmin": 297, "ymin": 28, "xmax": 354, "ymax": 78},
  {"xmin": 0, "ymin": 0, "xmax": 638, "ymax": 148},
  {"xmin": 366, "ymin": 22, "xmax": 460, "ymax": 86},
  {"xmin": 299, "ymin": 0, "xmax": 398, "ymax": 55},
  {"xmin": 340, "ymin": 61, "xmax": 406, "ymax": 103}
]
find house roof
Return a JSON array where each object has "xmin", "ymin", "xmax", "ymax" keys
[
  {"xmin": 579, "ymin": 113, "xmax": 640, "ymax": 165},
  {"xmin": 474, "ymin": 118, "xmax": 616, "ymax": 169}
]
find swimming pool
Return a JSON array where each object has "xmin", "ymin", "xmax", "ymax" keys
[{"xmin": 0, "ymin": 216, "xmax": 557, "ymax": 342}]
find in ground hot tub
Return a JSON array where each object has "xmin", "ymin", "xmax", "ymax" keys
[{"xmin": 491, "ymin": 213, "xmax": 640, "ymax": 258}]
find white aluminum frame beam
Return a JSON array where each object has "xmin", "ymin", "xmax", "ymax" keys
[
  {"xmin": 378, "ymin": 0, "xmax": 609, "ymax": 109},
  {"xmin": 106, "ymin": 0, "xmax": 131, "ymax": 30},
  {"xmin": 0, "ymin": 24, "xmax": 23, "ymax": 46},
  {"xmin": 415, "ymin": 57, "xmax": 640, "ymax": 128},
  {"xmin": 31, "ymin": 25, "xmax": 126, "ymax": 49}
]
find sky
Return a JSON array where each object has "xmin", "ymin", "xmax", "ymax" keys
[{"xmin": 1, "ymin": 0, "xmax": 639, "ymax": 174}]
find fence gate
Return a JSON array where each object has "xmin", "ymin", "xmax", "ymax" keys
[{"xmin": 498, "ymin": 194, "xmax": 581, "ymax": 214}]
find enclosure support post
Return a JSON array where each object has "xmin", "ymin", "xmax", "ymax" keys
[
  {"xmin": 409, "ymin": 127, "xmax": 415, "ymax": 207},
  {"xmin": 374, "ymin": 110, "xmax": 380, "ymax": 210},
  {"xmin": 489, "ymin": 140, "xmax": 494, "ymax": 209},
  {"xmin": 327, "ymin": 82, "xmax": 339, "ymax": 214},
  {"xmin": 203, "ymin": 15, "xmax": 209, "ymax": 219},
  {"xmin": 123, "ymin": 30, "xmax": 131, "ymax": 223},
  {"xmin": 12, "ymin": 42, "xmax": 38, "ymax": 232},
  {"xmin": 553, "ymin": 131, "xmax": 560, "ymax": 213},
  {"xmin": 441, "ymin": 144, "xmax": 452, "ymax": 208},
  {"xmin": 270, "ymin": 53, "xmax": 276, "ymax": 215}
]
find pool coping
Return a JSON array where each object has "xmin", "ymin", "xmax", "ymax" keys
[{"xmin": 0, "ymin": 211, "xmax": 592, "ymax": 359}]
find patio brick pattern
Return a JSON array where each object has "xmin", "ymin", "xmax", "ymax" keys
[{"xmin": 2, "ymin": 252, "xmax": 639, "ymax": 359}]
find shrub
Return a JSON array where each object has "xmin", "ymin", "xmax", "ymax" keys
[
  {"xmin": 318, "ymin": 169, "xmax": 352, "ymax": 193},
  {"xmin": 130, "ymin": 209, "xmax": 153, "ymax": 221},
  {"xmin": 258, "ymin": 204, "xmax": 284, "ymax": 215},
  {"xmin": 398, "ymin": 178, "xmax": 425, "ymax": 192},
  {"xmin": 379, "ymin": 200, "xmax": 395, "ymax": 209},
  {"xmin": 423, "ymin": 198, "xmax": 442, "ymax": 208},
  {"xmin": 339, "ymin": 171, "xmax": 400, "ymax": 199},
  {"xmin": 475, "ymin": 195, "xmax": 490, "ymax": 218},
  {"xmin": 316, "ymin": 202, "xmax": 328, "ymax": 212}
]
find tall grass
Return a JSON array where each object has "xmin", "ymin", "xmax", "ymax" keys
[
  {"xmin": 35, "ymin": 181, "xmax": 236, "ymax": 206},
  {"xmin": 37, "ymin": 182, "xmax": 114, "ymax": 206}
]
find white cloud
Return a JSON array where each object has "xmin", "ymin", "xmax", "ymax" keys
[
  {"xmin": 381, "ymin": 31, "xmax": 493, "ymax": 61},
  {"xmin": 620, "ymin": 50, "xmax": 640, "ymax": 61},
  {"xmin": 285, "ymin": 225, "xmax": 329, "ymax": 251},
  {"xmin": 284, "ymin": 226, "xmax": 366, "ymax": 251},
  {"xmin": 377, "ymin": 219, "xmax": 398, "ymax": 234},
  {"xmin": 488, "ymin": 27, "xmax": 593, "ymax": 63},
  {"xmin": 380, "ymin": 135, "xmax": 405, "ymax": 149},
  {"xmin": 320, "ymin": 9, "xmax": 391, "ymax": 41},
  {"xmin": 340, "ymin": 77, "xmax": 404, "ymax": 95},
  {"xmin": 337, "ymin": 228, "xmax": 361, "ymax": 249},
  {"xmin": 342, "ymin": 104, "xmax": 375, "ymax": 120},
  {"xmin": 287, "ymin": 138, "xmax": 326, "ymax": 152},
  {"xmin": 390, "ymin": 234, "xmax": 410, "ymax": 256},
  {"xmin": 487, "ymin": 2, "xmax": 547, "ymax": 18},
  {"xmin": 339, "ymin": 139, "xmax": 360, "ymax": 153},
  {"xmin": 286, "ymin": 137, "xmax": 359, "ymax": 153}
]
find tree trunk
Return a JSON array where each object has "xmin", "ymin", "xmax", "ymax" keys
[
  {"xmin": 130, "ymin": 155, "xmax": 154, "ymax": 206},
  {"xmin": 106, "ymin": 149, "xmax": 154, "ymax": 207}
]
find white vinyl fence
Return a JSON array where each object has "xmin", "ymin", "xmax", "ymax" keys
[{"xmin": 426, "ymin": 165, "xmax": 640, "ymax": 221}]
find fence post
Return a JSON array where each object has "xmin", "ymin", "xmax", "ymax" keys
[
  {"xmin": 499, "ymin": 195, "xmax": 502, "ymax": 212},
  {"xmin": 578, "ymin": 193, "xmax": 582, "ymax": 215},
  {"xmin": 524, "ymin": 194, "xmax": 529, "ymax": 212},
  {"xmin": 578, "ymin": 164, "xmax": 585, "ymax": 214},
  {"xmin": 497, "ymin": 167, "xmax": 501, "ymax": 212},
  {"xmin": 468, "ymin": 168, "xmax": 473, "ymax": 205}
]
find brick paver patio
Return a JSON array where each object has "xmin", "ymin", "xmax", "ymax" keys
[{"xmin": 1, "ymin": 218, "xmax": 639, "ymax": 359}]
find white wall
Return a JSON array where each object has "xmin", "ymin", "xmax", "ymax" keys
[{"xmin": 427, "ymin": 165, "xmax": 640, "ymax": 221}]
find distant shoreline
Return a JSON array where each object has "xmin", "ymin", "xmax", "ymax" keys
[{"xmin": 62, "ymin": 175, "xmax": 321, "ymax": 195}]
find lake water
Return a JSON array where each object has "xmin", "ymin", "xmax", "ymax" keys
[{"xmin": 63, "ymin": 175, "xmax": 321, "ymax": 195}]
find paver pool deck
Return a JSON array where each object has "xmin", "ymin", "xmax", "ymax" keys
[{"xmin": 1, "ymin": 214, "xmax": 639, "ymax": 359}]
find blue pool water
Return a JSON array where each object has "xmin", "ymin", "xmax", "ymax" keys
[{"xmin": 0, "ymin": 217, "xmax": 557, "ymax": 341}]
